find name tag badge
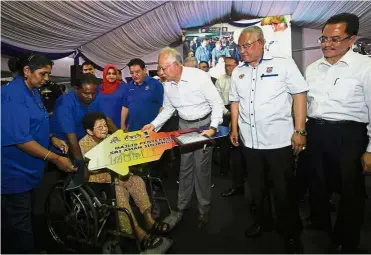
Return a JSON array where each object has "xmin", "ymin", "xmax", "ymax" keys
[
  {"xmin": 145, "ymin": 86, "xmax": 149, "ymax": 90},
  {"xmin": 239, "ymin": 74, "xmax": 245, "ymax": 79},
  {"xmin": 266, "ymin": 67, "xmax": 273, "ymax": 73}
]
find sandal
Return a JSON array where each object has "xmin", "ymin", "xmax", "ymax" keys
[
  {"xmin": 140, "ymin": 233, "xmax": 163, "ymax": 250},
  {"xmin": 148, "ymin": 221, "xmax": 171, "ymax": 234}
]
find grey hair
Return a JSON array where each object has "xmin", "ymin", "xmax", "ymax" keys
[
  {"xmin": 240, "ymin": 26, "xmax": 265, "ymax": 41},
  {"xmin": 159, "ymin": 47, "xmax": 183, "ymax": 65},
  {"xmin": 183, "ymin": 57, "xmax": 198, "ymax": 68}
]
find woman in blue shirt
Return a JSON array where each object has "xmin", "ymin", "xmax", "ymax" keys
[
  {"xmin": 98, "ymin": 64, "xmax": 127, "ymax": 128},
  {"xmin": 1, "ymin": 54, "xmax": 77, "ymax": 253}
]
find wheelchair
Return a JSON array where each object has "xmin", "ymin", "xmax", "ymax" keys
[{"xmin": 45, "ymin": 167, "xmax": 174, "ymax": 254}]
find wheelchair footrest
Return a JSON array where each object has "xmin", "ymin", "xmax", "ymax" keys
[
  {"xmin": 141, "ymin": 237, "xmax": 173, "ymax": 254},
  {"xmin": 162, "ymin": 210, "xmax": 182, "ymax": 231}
]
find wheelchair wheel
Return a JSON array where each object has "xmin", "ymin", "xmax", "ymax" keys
[
  {"xmin": 102, "ymin": 239, "xmax": 123, "ymax": 254},
  {"xmin": 45, "ymin": 181, "xmax": 99, "ymax": 249}
]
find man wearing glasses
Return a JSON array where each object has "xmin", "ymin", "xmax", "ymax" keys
[
  {"xmin": 142, "ymin": 47, "xmax": 224, "ymax": 228},
  {"xmin": 229, "ymin": 26, "xmax": 308, "ymax": 253},
  {"xmin": 304, "ymin": 13, "xmax": 371, "ymax": 253}
]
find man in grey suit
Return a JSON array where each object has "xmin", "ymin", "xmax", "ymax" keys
[{"xmin": 142, "ymin": 47, "xmax": 224, "ymax": 228}]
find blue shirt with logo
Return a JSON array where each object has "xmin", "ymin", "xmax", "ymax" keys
[
  {"xmin": 50, "ymin": 90, "xmax": 102, "ymax": 148},
  {"xmin": 1, "ymin": 75, "xmax": 50, "ymax": 194},
  {"xmin": 124, "ymin": 76, "xmax": 164, "ymax": 131}
]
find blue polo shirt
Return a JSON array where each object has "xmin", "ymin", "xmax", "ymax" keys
[
  {"xmin": 50, "ymin": 90, "xmax": 102, "ymax": 150},
  {"xmin": 124, "ymin": 76, "xmax": 164, "ymax": 131},
  {"xmin": 97, "ymin": 82, "xmax": 127, "ymax": 128},
  {"xmin": 1, "ymin": 75, "xmax": 50, "ymax": 194}
]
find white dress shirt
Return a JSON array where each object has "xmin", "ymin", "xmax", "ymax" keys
[
  {"xmin": 229, "ymin": 55, "xmax": 309, "ymax": 149},
  {"xmin": 151, "ymin": 66, "xmax": 224, "ymax": 130},
  {"xmin": 215, "ymin": 74, "xmax": 232, "ymax": 114},
  {"xmin": 305, "ymin": 50, "xmax": 371, "ymax": 151}
]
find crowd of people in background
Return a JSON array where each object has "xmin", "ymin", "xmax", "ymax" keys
[{"xmin": 183, "ymin": 34, "xmax": 239, "ymax": 66}]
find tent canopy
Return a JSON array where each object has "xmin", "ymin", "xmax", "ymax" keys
[{"xmin": 2, "ymin": 1, "xmax": 371, "ymax": 68}]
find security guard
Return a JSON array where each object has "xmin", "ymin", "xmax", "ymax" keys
[{"xmin": 229, "ymin": 26, "xmax": 308, "ymax": 253}]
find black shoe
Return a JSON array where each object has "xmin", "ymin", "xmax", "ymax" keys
[
  {"xmin": 284, "ymin": 238, "xmax": 303, "ymax": 254},
  {"xmin": 244, "ymin": 224, "xmax": 262, "ymax": 238},
  {"xmin": 197, "ymin": 213, "xmax": 209, "ymax": 229},
  {"xmin": 220, "ymin": 186, "xmax": 244, "ymax": 197}
]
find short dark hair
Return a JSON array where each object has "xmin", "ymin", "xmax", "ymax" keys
[
  {"xmin": 127, "ymin": 58, "xmax": 146, "ymax": 69},
  {"xmin": 225, "ymin": 57, "xmax": 239, "ymax": 65},
  {"xmin": 74, "ymin": 73, "xmax": 99, "ymax": 88},
  {"xmin": 82, "ymin": 61, "xmax": 94, "ymax": 67},
  {"xmin": 8, "ymin": 54, "xmax": 54, "ymax": 76},
  {"xmin": 199, "ymin": 61, "xmax": 209, "ymax": 68},
  {"xmin": 323, "ymin": 13, "xmax": 359, "ymax": 36},
  {"xmin": 82, "ymin": 112, "xmax": 107, "ymax": 132}
]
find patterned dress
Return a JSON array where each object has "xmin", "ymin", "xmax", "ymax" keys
[{"xmin": 79, "ymin": 134, "xmax": 151, "ymax": 234}]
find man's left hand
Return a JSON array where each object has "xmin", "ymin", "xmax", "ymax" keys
[
  {"xmin": 291, "ymin": 133, "xmax": 306, "ymax": 156},
  {"xmin": 200, "ymin": 128, "xmax": 216, "ymax": 138},
  {"xmin": 361, "ymin": 152, "xmax": 371, "ymax": 174},
  {"xmin": 51, "ymin": 136, "xmax": 69, "ymax": 154}
]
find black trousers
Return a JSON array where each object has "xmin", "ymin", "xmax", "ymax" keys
[
  {"xmin": 230, "ymin": 145, "xmax": 245, "ymax": 187},
  {"xmin": 305, "ymin": 119, "xmax": 367, "ymax": 249},
  {"xmin": 1, "ymin": 190, "xmax": 35, "ymax": 254},
  {"xmin": 241, "ymin": 145, "xmax": 302, "ymax": 238}
]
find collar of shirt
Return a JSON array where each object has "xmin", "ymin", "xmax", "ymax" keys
[
  {"xmin": 131, "ymin": 75, "xmax": 150, "ymax": 87},
  {"xmin": 72, "ymin": 89, "xmax": 99, "ymax": 108},
  {"xmin": 12, "ymin": 75, "xmax": 39, "ymax": 99},
  {"xmin": 164, "ymin": 67, "xmax": 191, "ymax": 86},
  {"xmin": 317, "ymin": 49, "xmax": 356, "ymax": 71},
  {"xmin": 239, "ymin": 53, "xmax": 273, "ymax": 67}
]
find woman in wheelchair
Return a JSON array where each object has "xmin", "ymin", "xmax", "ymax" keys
[{"xmin": 79, "ymin": 112, "xmax": 170, "ymax": 249}]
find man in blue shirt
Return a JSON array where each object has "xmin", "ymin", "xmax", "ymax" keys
[
  {"xmin": 195, "ymin": 39, "xmax": 210, "ymax": 64},
  {"xmin": 211, "ymin": 41, "xmax": 230, "ymax": 67},
  {"xmin": 122, "ymin": 58, "xmax": 164, "ymax": 132},
  {"xmin": 51, "ymin": 73, "xmax": 117, "ymax": 167}
]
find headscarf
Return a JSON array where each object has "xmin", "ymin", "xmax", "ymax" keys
[{"xmin": 100, "ymin": 64, "xmax": 121, "ymax": 94}]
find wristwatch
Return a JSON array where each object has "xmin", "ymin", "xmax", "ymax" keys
[{"xmin": 294, "ymin": 129, "xmax": 307, "ymax": 136}]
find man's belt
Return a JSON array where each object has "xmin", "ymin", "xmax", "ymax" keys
[
  {"xmin": 180, "ymin": 113, "xmax": 211, "ymax": 123},
  {"xmin": 307, "ymin": 117, "xmax": 365, "ymax": 126}
]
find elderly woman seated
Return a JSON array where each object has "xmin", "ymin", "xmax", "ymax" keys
[{"xmin": 79, "ymin": 112, "xmax": 170, "ymax": 250}]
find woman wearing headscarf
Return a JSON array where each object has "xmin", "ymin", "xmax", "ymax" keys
[{"xmin": 98, "ymin": 64, "xmax": 127, "ymax": 129}]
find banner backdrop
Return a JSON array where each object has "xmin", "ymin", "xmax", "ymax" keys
[{"xmin": 184, "ymin": 15, "xmax": 292, "ymax": 61}]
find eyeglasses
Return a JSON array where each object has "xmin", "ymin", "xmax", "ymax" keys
[
  {"xmin": 157, "ymin": 62, "xmax": 175, "ymax": 72},
  {"xmin": 94, "ymin": 124, "xmax": 108, "ymax": 130},
  {"xmin": 238, "ymin": 39, "xmax": 260, "ymax": 51},
  {"xmin": 318, "ymin": 36, "xmax": 351, "ymax": 44}
]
